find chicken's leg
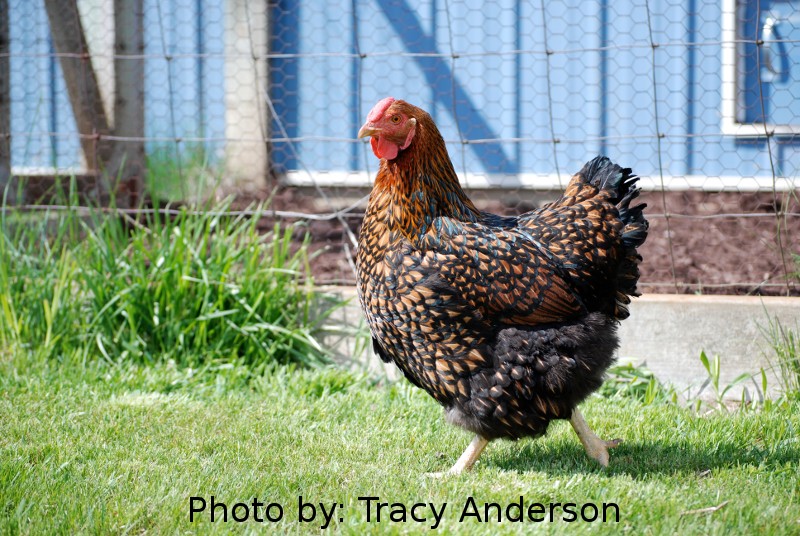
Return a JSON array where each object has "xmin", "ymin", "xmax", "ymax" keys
[
  {"xmin": 427, "ymin": 435, "xmax": 489, "ymax": 477},
  {"xmin": 569, "ymin": 408, "xmax": 621, "ymax": 467}
]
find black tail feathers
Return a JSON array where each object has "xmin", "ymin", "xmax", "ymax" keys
[
  {"xmin": 580, "ymin": 155, "xmax": 648, "ymax": 246},
  {"xmin": 581, "ymin": 156, "xmax": 649, "ymax": 318},
  {"xmin": 579, "ymin": 156, "xmax": 623, "ymax": 191}
]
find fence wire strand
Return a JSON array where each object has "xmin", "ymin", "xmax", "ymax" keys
[
  {"xmin": 645, "ymin": 0, "xmax": 679, "ymax": 293},
  {"xmin": 754, "ymin": 0, "xmax": 792, "ymax": 295}
]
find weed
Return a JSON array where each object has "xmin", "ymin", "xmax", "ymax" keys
[
  {"xmin": 601, "ymin": 362, "xmax": 677, "ymax": 405},
  {"xmin": 760, "ymin": 315, "xmax": 800, "ymax": 401},
  {"xmin": 692, "ymin": 351, "xmax": 754, "ymax": 412}
]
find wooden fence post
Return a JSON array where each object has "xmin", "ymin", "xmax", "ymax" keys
[
  {"xmin": 43, "ymin": 0, "xmax": 111, "ymax": 190},
  {"xmin": 0, "ymin": 0, "xmax": 12, "ymax": 204},
  {"xmin": 107, "ymin": 0, "xmax": 145, "ymax": 207}
]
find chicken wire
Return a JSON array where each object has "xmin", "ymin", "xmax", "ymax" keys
[{"xmin": 1, "ymin": 0, "xmax": 798, "ymax": 295}]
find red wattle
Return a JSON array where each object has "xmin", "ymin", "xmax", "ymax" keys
[{"xmin": 371, "ymin": 136, "xmax": 399, "ymax": 160}]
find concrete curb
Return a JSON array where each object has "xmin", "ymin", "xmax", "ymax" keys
[{"xmin": 617, "ymin": 294, "xmax": 798, "ymax": 399}]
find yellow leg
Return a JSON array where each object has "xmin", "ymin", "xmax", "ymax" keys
[
  {"xmin": 427, "ymin": 435, "xmax": 489, "ymax": 477},
  {"xmin": 569, "ymin": 408, "xmax": 622, "ymax": 467}
]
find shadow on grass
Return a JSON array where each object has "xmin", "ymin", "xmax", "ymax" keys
[{"xmin": 486, "ymin": 439, "xmax": 800, "ymax": 477}]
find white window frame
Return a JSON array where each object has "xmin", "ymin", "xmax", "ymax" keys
[{"xmin": 721, "ymin": 0, "xmax": 800, "ymax": 136}]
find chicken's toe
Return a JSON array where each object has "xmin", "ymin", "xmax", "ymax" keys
[
  {"xmin": 584, "ymin": 438, "xmax": 622, "ymax": 467},
  {"xmin": 570, "ymin": 408, "xmax": 622, "ymax": 468}
]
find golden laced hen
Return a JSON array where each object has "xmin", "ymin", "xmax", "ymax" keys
[{"xmin": 355, "ymin": 97, "xmax": 648, "ymax": 475}]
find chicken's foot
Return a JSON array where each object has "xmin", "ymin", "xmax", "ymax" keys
[
  {"xmin": 426, "ymin": 435, "xmax": 489, "ymax": 477},
  {"xmin": 569, "ymin": 408, "xmax": 621, "ymax": 467}
]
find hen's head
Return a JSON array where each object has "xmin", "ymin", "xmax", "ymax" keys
[{"xmin": 358, "ymin": 97, "xmax": 419, "ymax": 161}]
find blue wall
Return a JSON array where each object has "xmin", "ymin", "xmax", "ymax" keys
[
  {"xmin": 9, "ymin": 0, "xmax": 79, "ymax": 169},
  {"xmin": 143, "ymin": 0, "xmax": 226, "ymax": 154},
  {"xmin": 8, "ymin": 0, "xmax": 800, "ymax": 181},
  {"xmin": 280, "ymin": 0, "xmax": 800, "ymax": 180}
]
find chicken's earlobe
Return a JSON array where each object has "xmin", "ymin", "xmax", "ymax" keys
[{"xmin": 400, "ymin": 118, "xmax": 417, "ymax": 150}]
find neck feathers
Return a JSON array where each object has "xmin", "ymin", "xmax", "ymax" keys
[{"xmin": 369, "ymin": 117, "xmax": 479, "ymax": 242}]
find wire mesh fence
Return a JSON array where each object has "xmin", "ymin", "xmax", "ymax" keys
[{"xmin": 1, "ymin": 0, "xmax": 798, "ymax": 295}]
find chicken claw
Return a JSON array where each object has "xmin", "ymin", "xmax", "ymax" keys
[{"xmin": 569, "ymin": 408, "xmax": 621, "ymax": 467}]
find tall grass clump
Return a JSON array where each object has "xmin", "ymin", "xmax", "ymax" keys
[
  {"xmin": 762, "ymin": 315, "xmax": 800, "ymax": 400},
  {"xmin": 0, "ymin": 204, "xmax": 85, "ymax": 357},
  {"xmin": 0, "ymin": 189, "xmax": 336, "ymax": 369}
]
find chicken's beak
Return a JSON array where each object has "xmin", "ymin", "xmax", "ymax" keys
[{"xmin": 358, "ymin": 123, "xmax": 381, "ymax": 139}]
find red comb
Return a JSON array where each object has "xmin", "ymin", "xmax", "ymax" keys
[{"xmin": 367, "ymin": 97, "xmax": 395, "ymax": 122}]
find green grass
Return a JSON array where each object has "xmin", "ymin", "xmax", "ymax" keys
[
  {"xmin": 762, "ymin": 315, "xmax": 800, "ymax": 401},
  {"xmin": 145, "ymin": 143, "xmax": 220, "ymax": 204},
  {"xmin": 0, "ymin": 193, "xmax": 338, "ymax": 368},
  {"xmin": 2, "ymin": 354, "xmax": 798, "ymax": 535}
]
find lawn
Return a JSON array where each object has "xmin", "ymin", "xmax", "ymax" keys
[{"xmin": 2, "ymin": 353, "xmax": 798, "ymax": 535}]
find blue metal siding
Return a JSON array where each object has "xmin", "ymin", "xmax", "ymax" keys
[
  {"xmin": 269, "ymin": 0, "xmax": 300, "ymax": 172},
  {"xmin": 7, "ymin": 0, "xmax": 800, "ymax": 182},
  {"xmin": 144, "ymin": 0, "xmax": 225, "ymax": 153},
  {"xmin": 279, "ymin": 0, "xmax": 799, "ymax": 180},
  {"xmin": 10, "ymin": 0, "xmax": 79, "ymax": 168}
]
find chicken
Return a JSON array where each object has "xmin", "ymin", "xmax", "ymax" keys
[{"xmin": 355, "ymin": 97, "xmax": 648, "ymax": 475}]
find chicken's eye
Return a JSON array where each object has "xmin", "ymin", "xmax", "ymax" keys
[{"xmin": 390, "ymin": 115, "xmax": 401, "ymax": 124}]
